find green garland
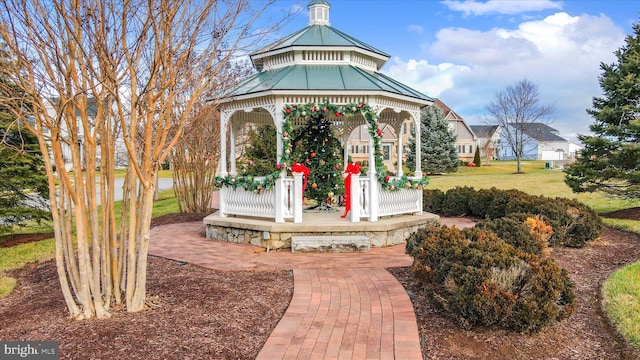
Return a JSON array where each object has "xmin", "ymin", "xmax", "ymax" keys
[
  {"xmin": 215, "ymin": 100, "xmax": 428, "ymax": 192},
  {"xmin": 283, "ymin": 101, "xmax": 428, "ymax": 190}
]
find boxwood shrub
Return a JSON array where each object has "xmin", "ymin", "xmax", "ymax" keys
[
  {"xmin": 409, "ymin": 225, "xmax": 575, "ymax": 332},
  {"xmin": 422, "ymin": 187, "xmax": 603, "ymax": 247}
]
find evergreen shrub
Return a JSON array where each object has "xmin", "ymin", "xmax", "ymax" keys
[
  {"xmin": 441, "ymin": 186, "xmax": 476, "ymax": 216},
  {"xmin": 410, "ymin": 225, "xmax": 575, "ymax": 332},
  {"xmin": 422, "ymin": 189, "xmax": 445, "ymax": 214}
]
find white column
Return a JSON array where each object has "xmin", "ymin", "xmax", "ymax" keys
[
  {"xmin": 342, "ymin": 127, "xmax": 349, "ymax": 171},
  {"xmin": 229, "ymin": 124, "xmax": 236, "ymax": 175},
  {"xmin": 219, "ymin": 110, "xmax": 230, "ymax": 176},
  {"xmin": 292, "ymin": 172, "xmax": 303, "ymax": 223},
  {"xmin": 368, "ymin": 132, "xmax": 378, "ymax": 222},
  {"xmin": 275, "ymin": 176, "xmax": 284, "ymax": 223},
  {"xmin": 274, "ymin": 98, "xmax": 284, "ymax": 164},
  {"xmin": 396, "ymin": 122, "xmax": 404, "ymax": 177},
  {"xmin": 349, "ymin": 173, "xmax": 360, "ymax": 222},
  {"xmin": 414, "ymin": 114, "xmax": 422, "ymax": 178}
]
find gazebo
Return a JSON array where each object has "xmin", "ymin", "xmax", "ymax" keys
[{"xmin": 205, "ymin": 0, "xmax": 438, "ymax": 250}]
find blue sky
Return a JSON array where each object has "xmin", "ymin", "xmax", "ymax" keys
[{"xmin": 262, "ymin": 0, "xmax": 640, "ymax": 143}]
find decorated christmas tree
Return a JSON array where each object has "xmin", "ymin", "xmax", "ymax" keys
[{"xmin": 291, "ymin": 111, "xmax": 344, "ymax": 203}]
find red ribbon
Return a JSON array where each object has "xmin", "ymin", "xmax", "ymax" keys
[
  {"xmin": 341, "ymin": 162, "xmax": 361, "ymax": 218},
  {"xmin": 291, "ymin": 163, "xmax": 311, "ymax": 202}
]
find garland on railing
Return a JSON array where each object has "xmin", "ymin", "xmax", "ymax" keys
[{"xmin": 215, "ymin": 100, "xmax": 428, "ymax": 192}]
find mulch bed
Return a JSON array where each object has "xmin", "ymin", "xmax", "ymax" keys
[{"xmin": 1, "ymin": 208, "xmax": 639, "ymax": 359}]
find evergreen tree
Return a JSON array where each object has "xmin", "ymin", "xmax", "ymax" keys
[
  {"xmin": 243, "ymin": 125, "xmax": 277, "ymax": 176},
  {"xmin": 0, "ymin": 47, "xmax": 50, "ymax": 233},
  {"xmin": 406, "ymin": 106, "xmax": 459, "ymax": 174},
  {"xmin": 473, "ymin": 146, "xmax": 482, "ymax": 167},
  {"xmin": 564, "ymin": 21, "xmax": 640, "ymax": 199},
  {"xmin": 292, "ymin": 113, "xmax": 343, "ymax": 203}
]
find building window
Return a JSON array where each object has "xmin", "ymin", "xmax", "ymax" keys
[{"xmin": 383, "ymin": 145, "xmax": 391, "ymax": 160}]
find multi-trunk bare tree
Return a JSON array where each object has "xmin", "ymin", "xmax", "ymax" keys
[{"xmin": 0, "ymin": 0, "xmax": 276, "ymax": 319}]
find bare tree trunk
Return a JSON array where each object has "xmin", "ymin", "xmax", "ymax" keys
[{"xmin": 0, "ymin": 0, "xmax": 279, "ymax": 319}]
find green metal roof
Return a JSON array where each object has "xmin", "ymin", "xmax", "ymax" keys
[
  {"xmin": 308, "ymin": 0, "xmax": 330, "ymax": 6},
  {"xmin": 251, "ymin": 25, "xmax": 390, "ymax": 60},
  {"xmin": 223, "ymin": 65, "xmax": 432, "ymax": 102}
]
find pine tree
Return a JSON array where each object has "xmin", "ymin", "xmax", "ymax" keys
[
  {"xmin": 0, "ymin": 47, "xmax": 50, "ymax": 233},
  {"xmin": 406, "ymin": 106, "xmax": 459, "ymax": 174},
  {"xmin": 564, "ymin": 20, "xmax": 640, "ymax": 199},
  {"xmin": 473, "ymin": 147, "xmax": 482, "ymax": 167},
  {"xmin": 243, "ymin": 125, "xmax": 277, "ymax": 176},
  {"xmin": 292, "ymin": 113, "xmax": 343, "ymax": 203}
]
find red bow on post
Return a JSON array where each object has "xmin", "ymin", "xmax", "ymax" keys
[
  {"xmin": 291, "ymin": 163, "xmax": 311, "ymax": 202},
  {"xmin": 341, "ymin": 162, "xmax": 361, "ymax": 218}
]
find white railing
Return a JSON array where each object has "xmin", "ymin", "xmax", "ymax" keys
[
  {"xmin": 219, "ymin": 173, "xmax": 422, "ymax": 224},
  {"xmin": 349, "ymin": 174, "xmax": 422, "ymax": 222},
  {"xmin": 219, "ymin": 174, "xmax": 304, "ymax": 223},
  {"xmin": 378, "ymin": 180, "xmax": 423, "ymax": 217}
]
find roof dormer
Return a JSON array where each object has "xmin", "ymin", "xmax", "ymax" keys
[{"xmin": 308, "ymin": 0, "xmax": 330, "ymax": 26}]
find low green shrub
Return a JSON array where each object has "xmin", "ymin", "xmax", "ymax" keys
[
  {"xmin": 423, "ymin": 189, "xmax": 445, "ymax": 214},
  {"xmin": 410, "ymin": 225, "xmax": 575, "ymax": 332},
  {"xmin": 441, "ymin": 186, "xmax": 476, "ymax": 217},
  {"xmin": 423, "ymin": 186, "xmax": 603, "ymax": 247}
]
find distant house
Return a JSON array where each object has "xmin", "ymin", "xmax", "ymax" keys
[
  {"xmin": 43, "ymin": 98, "xmax": 97, "ymax": 171},
  {"xmin": 433, "ymin": 99, "xmax": 477, "ymax": 162},
  {"xmin": 470, "ymin": 125, "xmax": 501, "ymax": 160},
  {"xmin": 498, "ymin": 123, "xmax": 573, "ymax": 161},
  {"xmin": 348, "ymin": 122, "xmax": 399, "ymax": 170}
]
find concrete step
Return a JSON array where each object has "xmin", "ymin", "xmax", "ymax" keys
[{"xmin": 291, "ymin": 235, "xmax": 370, "ymax": 253}]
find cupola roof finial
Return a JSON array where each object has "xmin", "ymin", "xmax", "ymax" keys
[{"xmin": 308, "ymin": 0, "xmax": 330, "ymax": 26}]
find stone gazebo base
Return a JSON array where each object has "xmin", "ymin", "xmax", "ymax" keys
[{"xmin": 203, "ymin": 210, "xmax": 439, "ymax": 251}]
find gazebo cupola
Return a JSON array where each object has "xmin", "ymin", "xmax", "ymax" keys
[
  {"xmin": 308, "ymin": 0, "xmax": 330, "ymax": 26},
  {"xmin": 215, "ymin": 0, "xmax": 434, "ymax": 224}
]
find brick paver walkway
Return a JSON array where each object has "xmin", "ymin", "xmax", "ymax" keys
[{"xmin": 149, "ymin": 222, "xmax": 423, "ymax": 359}]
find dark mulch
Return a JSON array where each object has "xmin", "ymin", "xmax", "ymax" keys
[
  {"xmin": 0, "ymin": 211, "xmax": 293, "ymax": 360},
  {"xmin": 1, "ymin": 208, "xmax": 640, "ymax": 359},
  {"xmin": 389, "ymin": 206, "xmax": 640, "ymax": 359},
  {"xmin": 0, "ymin": 258, "xmax": 293, "ymax": 359}
]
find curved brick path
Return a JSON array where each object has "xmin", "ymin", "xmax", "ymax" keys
[{"xmin": 149, "ymin": 222, "xmax": 423, "ymax": 359}]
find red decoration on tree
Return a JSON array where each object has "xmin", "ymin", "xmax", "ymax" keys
[
  {"xmin": 376, "ymin": 129, "xmax": 383, "ymax": 137},
  {"xmin": 384, "ymin": 176, "xmax": 390, "ymax": 182},
  {"xmin": 285, "ymin": 108, "xmax": 291, "ymax": 114},
  {"xmin": 310, "ymin": 152, "xmax": 316, "ymax": 158},
  {"xmin": 335, "ymin": 111, "xmax": 342, "ymax": 117},
  {"xmin": 276, "ymin": 163, "xmax": 282, "ymax": 170},
  {"xmin": 341, "ymin": 162, "xmax": 361, "ymax": 218}
]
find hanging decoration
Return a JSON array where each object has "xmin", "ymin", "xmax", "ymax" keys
[
  {"xmin": 291, "ymin": 162, "xmax": 311, "ymax": 201},
  {"xmin": 340, "ymin": 162, "xmax": 361, "ymax": 218},
  {"xmin": 215, "ymin": 100, "xmax": 429, "ymax": 193},
  {"xmin": 282, "ymin": 101, "xmax": 428, "ymax": 191}
]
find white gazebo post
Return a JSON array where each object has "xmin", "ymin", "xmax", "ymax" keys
[
  {"xmin": 229, "ymin": 123, "xmax": 236, "ymax": 175},
  {"xmin": 413, "ymin": 113, "xmax": 422, "ymax": 178},
  {"xmin": 396, "ymin": 122, "xmax": 404, "ymax": 177},
  {"xmin": 368, "ymin": 128, "xmax": 379, "ymax": 222},
  {"xmin": 349, "ymin": 173, "xmax": 361, "ymax": 222}
]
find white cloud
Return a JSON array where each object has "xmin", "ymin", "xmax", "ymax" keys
[
  {"xmin": 382, "ymin": 12, "xmax": 625, "ymax": 141},
  {"xmin": 442, "ymin": 0, "xmax": 563, "ymax": 16},
  {"xmin": 407, "ymin": 24, "xmax": 424, "ymax": 34}
]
